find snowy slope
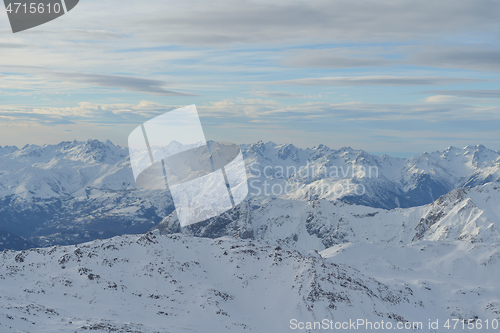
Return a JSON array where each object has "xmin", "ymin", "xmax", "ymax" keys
[
  {"xmin": 155, "ymin": 183, "xmax": 500, "ymax": 251},
  {"xmin": 0, "ymin": 232, "xmax": 426, "ymax": 333},
  {"xmin": 243, "ymin": 142, "xmax": 500, "ymax": 209},
  {"xmin": 412, "ymin": 183, "xmax": 500, "ymax": 242},
  {"xmin": 321, "ymin": 240, "xmax": 500, "ymax": 328}
]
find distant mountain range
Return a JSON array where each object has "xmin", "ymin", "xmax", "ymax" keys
[
  {"xmin": 0, "ymin": 140, "xmax": 173, "ymax": 249},
  {"xmin": 242, "ymin": 141, "xmax": 500, "ymax": 209},
  {"xmin": 0, "ymin": 139, "xmax": 499, "ymax": 249}
]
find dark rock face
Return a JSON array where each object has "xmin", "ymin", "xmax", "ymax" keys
[
  {"xmin": 0, "ymin": 229, "xmax": 35, "ymax": 251},
  {"xmin": 152, "ymin": 201, "xmax": 253, "ymax": 240},
  {"xmin": 0, "ymin": 192, "xmax": 174, "ymax": 249}
]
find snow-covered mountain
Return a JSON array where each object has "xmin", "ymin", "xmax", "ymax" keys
[
  {"xmin": 1, "ymin": 139, "xmax": 500, "ymax": 250},
  {"xmin": 320, "ymin": 240, "xmax": 500, "ymax": 328},
  {"xmin": 1, "ymin": 231, "xmax": 499, "ymax": 332},
  {"xmin": 1, "ymin": 140, "xmax": 500, "ymax": 332},
  {"xmin": 1, "ymin": 231, "xmax": 495, "ymax": 333},
  {"xmin": 0, "ymin": 140, "xmax": 174, "ymax": 249},
  {"xmin": 155, "ymin": 183, "xmax": 500, "ymax": 250},
  {"xmin": 243, "ymin": 141, "xmax": 500, "ymax": 209}
]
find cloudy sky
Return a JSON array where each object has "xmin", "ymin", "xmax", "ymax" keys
[{"xmin": 0, "ymin": 0, "xmax": 499, "ymax": 156}]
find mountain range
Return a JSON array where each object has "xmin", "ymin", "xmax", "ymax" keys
[
  {"xmin": 242, "ymin": 141, "xmax": 500, "ymax": 209},
  {"xmin": 155, "ymin": 182, "xmax": 500, "ymax": 249},
  {"xmin": 0, "ymin": 139, "xmax": 499, "ymax": 332},
  {"xmin": 0, "ymin": 140, "xmax": 174, "ymax": 249},
  {"xmin": 1, "ymin": 139, "xmax": 500, "ymax": 249}
]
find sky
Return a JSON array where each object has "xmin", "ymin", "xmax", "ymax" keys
[{"xmin": 0, "ymin": 0, "xmax": 499, "ymax": 157}]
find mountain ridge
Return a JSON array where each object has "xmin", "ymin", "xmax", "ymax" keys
[
  {"xmin": 1, "ymin": 140, "xmax": 499, "ymax": 332},
  {"xmin": 0, "ymin": 139, "xmax": 499, "ymax": 249},
  {"xmin": 154, "ymin": 182, "xmax": 500, "ymax": 251}
]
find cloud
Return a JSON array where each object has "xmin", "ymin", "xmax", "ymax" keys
[
  {"xmin": 247, "ymin": 91, "xmax": 316, "ymax": 98},
  {"xmin": 282, "ymin": 44, "xmax": 500, "ymax": 73},
  {"xmin": 267, "ymin": 76, "xmax": 484, "ymax": 86},
  {"xmin": 422, "ymin": 90, "xmax": 500, "ymax": 98},
  {"xmin": 120, "ymin": 0, "xmax": 500, "ymax": 45},
  {"xmin": 0, "ymin": 42, "xmax": 27, "ymax": 49},
  {"xmin": 0, "ymin": 66, "xmax": 198, "ymax": 96},
  {"xmin": 1, "ymin": 99, "xmax": 499, "ymax": 154},
  {"xmin": 0, "ymin": 101, "xmax": 181, "ymax": 127},
  {"xmin": 411, "ymin": 47, "xmax": 500, "ymax": 72},
  {"xmin": 284, "ymin": 52, "xmax": 393, "ymax": 69},
  {"xmin": 423, "ymin": 94, "xmax": 500, "ymax": 105},
  {"xmin": 423, "ymin": 95, "xmax": 466, "ymax": 103},
  {"xmin": 45, "ymin": 72, "xmax": 196, "ymax": 96},
  {"xmin": 193, "ymin": 98, "xmax": 500, "ymax": 124}
]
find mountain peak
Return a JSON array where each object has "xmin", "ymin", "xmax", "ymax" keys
[
  {"xmin": 336, "ymin": 146, "xmax": 356, "ymax": 154},
  {"xmin": 464, "ymin": 144, "xmax": 488, "ymax": 151}
]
